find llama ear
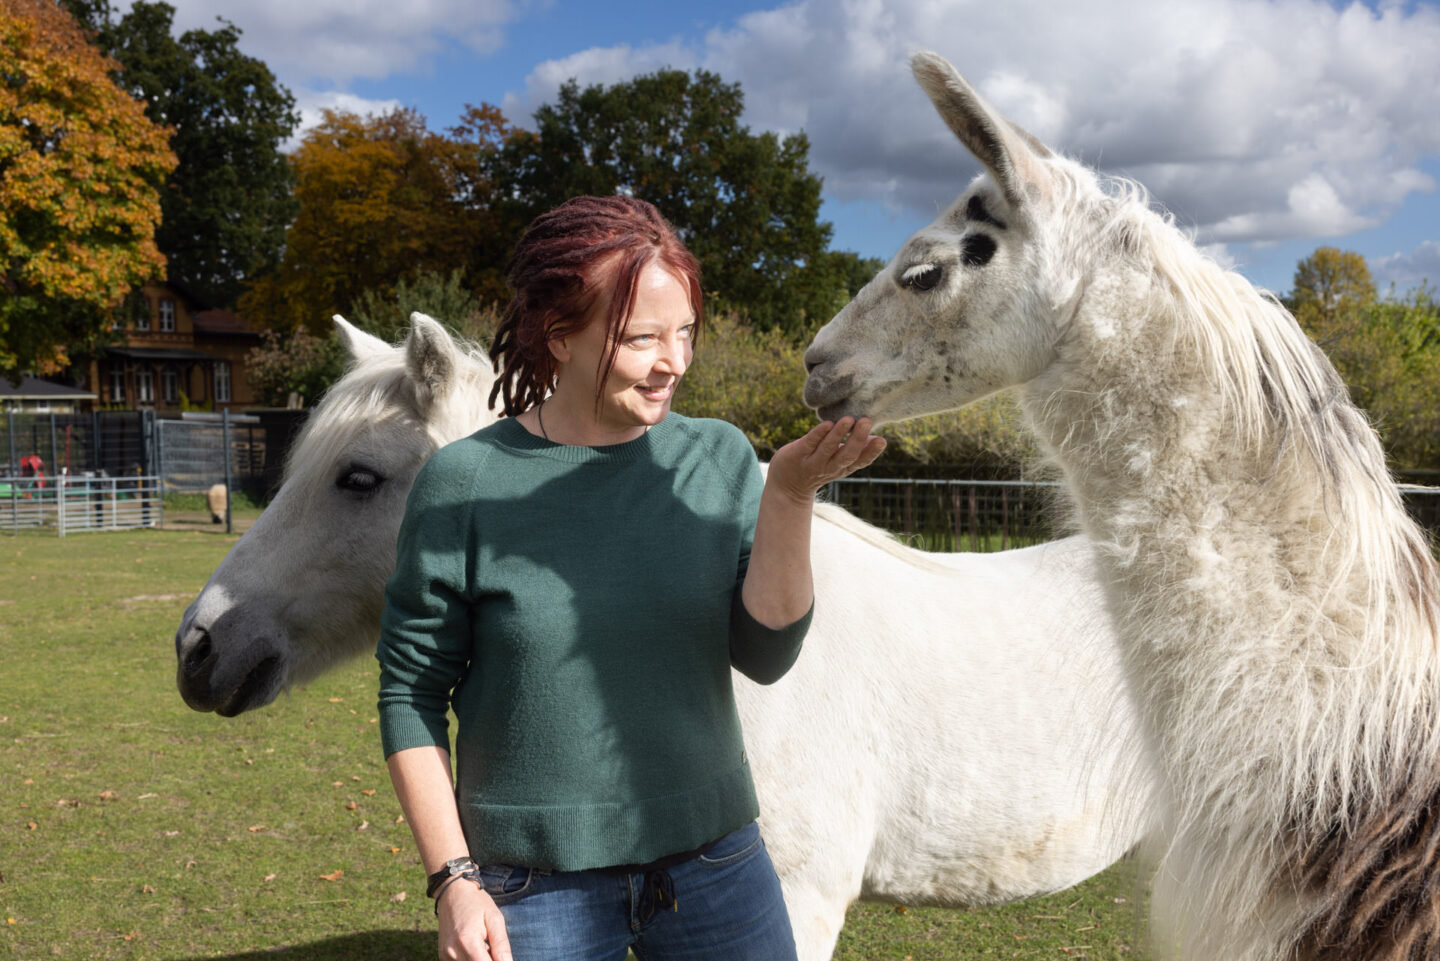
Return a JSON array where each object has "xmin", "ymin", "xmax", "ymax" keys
[
  {"xmin": 911, "ymin": 51, "xmax": 1053, "ymax": 209},
  {"xmin": 333, "ymin": 315, "xmax": 391, "ymax": 363},
  {"xmin": 404, "ymin": 312, "xmax": 460, "ymax": 412}
]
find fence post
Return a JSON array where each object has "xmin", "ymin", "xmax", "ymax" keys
[
  {"xmin": 57, "ymin": 472, "xmax": 65, "ymax": 537},
  {"xmin": 49, "ymin": 413, "xmax": 59, "ymax": 474},
  {"xmin": 7, "ymin": 411, "xmax": 15, "ymax": 534},
  {"xmin": 222, "ymin": 408, "xmax": 233, "ymax": 534}
]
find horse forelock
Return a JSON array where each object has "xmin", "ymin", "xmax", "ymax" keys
[{"xmin": 281, "ymin": 341, "xmax": 496, "ymax": 496}]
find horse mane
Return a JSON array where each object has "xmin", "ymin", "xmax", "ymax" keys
[{"xmin": 282, "ymin": 334, "xmax": 497, "ymax": 495}]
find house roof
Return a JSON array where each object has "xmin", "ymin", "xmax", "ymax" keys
[
  {"xmin": 193, "ymin": 309, "xmax": 261, "ymax": 337},
  {"xmin": 0, "ymin": 376, "xmax": 98, "ymax": 400},
  {"xmin": 106, "ymin": 346, "xmax": 220, "ymax": 362}
]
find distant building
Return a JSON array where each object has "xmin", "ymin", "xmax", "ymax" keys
[
  {"xmin": 0, "ymin": 375, "xmax": 97, "ymax": 413},
  {"xmin": 87, "ymin": 281, "xmax": 263, "ymax": 412}
]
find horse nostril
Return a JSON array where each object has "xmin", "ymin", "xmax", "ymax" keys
[{"xmin": 183, "ymin": 628, "xmax": 214, "ymax": 678}]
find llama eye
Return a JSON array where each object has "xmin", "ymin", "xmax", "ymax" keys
[
  {"xmin": 903, "ymin": 265, "xmax": 943, "ymax": 291},
  {"xmin": 336, "ymin": 467, "xmax": 382, "ymax": 494},
  {"xmin": 961, "ymin": 234, "xmax": 997, "ymax": 268}
]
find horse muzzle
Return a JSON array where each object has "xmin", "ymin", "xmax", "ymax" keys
[{"xmin": 175, "ymin": 606, "xmax": 285, "ymax": 716}]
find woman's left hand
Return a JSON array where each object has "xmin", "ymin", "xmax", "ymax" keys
[{"xmin": 767, "ymin": 417, "xmax": 886, "ymax": 505}]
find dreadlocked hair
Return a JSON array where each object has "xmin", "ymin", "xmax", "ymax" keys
[{"xmin": 488, "ymin": 195, "xmax": 704, "ymax": 415}]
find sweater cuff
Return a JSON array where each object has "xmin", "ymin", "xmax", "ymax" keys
[{"xmin": 728, "ymin": 594, "xmax": 811, "ymax": 685}]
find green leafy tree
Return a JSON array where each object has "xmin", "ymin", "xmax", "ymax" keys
[
  {"xmin": 245, "ymin": 326, "xmax": 346, "ymax": 408},
  {"xmin": 495, "ymin": 69, "xmax": 842, "ymax": 333},
  {"xmin": 348, "ymin": 268, "xmax": 499, "ymax": 347},
  {"xmin": 0, "ymin": 0, "xmax": 174, "ymax": 381},
  {"xmin": 64, "ymin": 0, "xmax": 299, "ymax": 309}
]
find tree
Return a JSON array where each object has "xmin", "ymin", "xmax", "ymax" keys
[
  {"xmin": 494, "ymin": 69, "xmax": 841, "ymax": 333},
  {"xmin": 0, "ymin": 0, "xmax": 175, "ymax": 381},
  {"xmin": 348, "ymin": 267, "xmax": 499, "ymax": 346},
  {"xmin": 1291, "ymin": 248, "xmax": 1440, "ymax": 470},
  {"xmin": 1290, "ymin": 246, "xmax": 1376, "ymax": 331},
  {"xmin": 64, "ymin": 0, "xmax": 299, "ymax": 309},
  {"xmin": 241, "ymin": 106, "xmax": 517, "ymax": 333},
  {"xmin": 245, "ymin": 325, "xmax": 345, "ymax": 408}
]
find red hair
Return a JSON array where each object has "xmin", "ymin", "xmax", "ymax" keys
[{"xmin": 488, "ymin": 195, "xmax": 704, "ymax": 415}]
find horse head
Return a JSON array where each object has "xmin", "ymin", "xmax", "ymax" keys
[
  {"xmin": 804, "ymin": 52, "xmax": 1102, "ymax": 425},
  {"xmin": 174, "ymin": 314, "xmax": 499, "ymax": 715}
]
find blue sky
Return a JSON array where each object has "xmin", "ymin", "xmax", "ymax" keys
[{"xmin": 157, "ymin": 0, "xmax": 1440, "ymax": 297}]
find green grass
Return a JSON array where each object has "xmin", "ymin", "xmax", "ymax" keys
[{"xmin": 0, "ymin": 528, "xmax": 1153, "ymax": 960}]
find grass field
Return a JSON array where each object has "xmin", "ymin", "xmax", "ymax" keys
[{"xmin": 1, "ymin": 524, "xmax": 1154, "ymax": 960}]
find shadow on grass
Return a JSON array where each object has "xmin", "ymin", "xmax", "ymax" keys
[{"xmin": 172, "ymin": 929, "xmax": 432, "ymax": 961}]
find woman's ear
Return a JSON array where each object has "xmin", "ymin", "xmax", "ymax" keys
[{"xmin": 547, "ymin": 337, "xmax": 571, "ymax": 364}]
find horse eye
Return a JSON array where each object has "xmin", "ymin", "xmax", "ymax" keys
[
  {"xmin": 337, "ymin": 467, "xmax": 382, "ymax": 494},
  {"xmin": 961, "ymin": 234, "xmax": 997, "ymax": 268},
  {"xmin": 905, "ymin": 265, "xmax": 943, "ymax": 291}
]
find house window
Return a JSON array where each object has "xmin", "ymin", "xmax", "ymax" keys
[
  {"xmin": 161, "ymin": 366, "xmax": 178, "ymax": 403},
  {"xmin": 214, "ymin": 362, "xmax": 231, "ymax": 403},
  {"xmin": 159, "ymin": 299, "xmax": 176, "ymax": 332},
  {"xmin": 109, "ymin": 368, "xmax": 125, "ymax": 404},
  {"xmin": 136, "ymin": 369, "xmax": 154, "ymax": 404},
  {"xmin": 137, "ymin": 309, "xmax": 150, "ymax": 333}
]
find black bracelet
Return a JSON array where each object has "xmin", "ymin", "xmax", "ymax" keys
[
  {"xmin": 433, "ymin": 867, "xmax": 481, "ymax": 915},
  {"xmin": 426, "ymin": 856, "xmax": 479, "ymax": 898}
]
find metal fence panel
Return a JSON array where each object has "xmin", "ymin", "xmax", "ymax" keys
[
  {"xmin": 829, "ymin": 477, "xmax": 1440, "ymax": 552},
  {"xmin": 156, "ymin": 417, "xmax": 267, "ymax": 495},
  {"xmin": 0, "ymin": 475, "xmax": 163, "ymax": 535},
  {"xmin": 1, "ymin": 411, "xmax": 152, "ymax": 478},
  {"xmin": 824, "ymin": 477, "xmax": 1063, "ymax": 551}
]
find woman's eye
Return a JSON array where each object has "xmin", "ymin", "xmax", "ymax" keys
[
  {"xmin": 627, "ymin": 334, "xmax": 656, "ymax": 347},
  {"xmin": 336, "ymin": 468, "xmax": 381, "ymax": 494}
]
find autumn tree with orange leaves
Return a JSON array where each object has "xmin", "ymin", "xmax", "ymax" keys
[
  {"xmin": 240, "ymin": 105, "xmax": 518, "ymax": 333},
  {"xmin": 0, "ymin": 0, "xmax": 175, "ymax": 382}
]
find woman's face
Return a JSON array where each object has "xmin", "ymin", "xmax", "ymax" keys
[{"xmin": 552, "ymin": 261, "xmax": 696, "ymax": 439}]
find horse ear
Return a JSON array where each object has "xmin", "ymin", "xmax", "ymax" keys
[
  {"xmin": 404, "ymin": 312, "xmax": 460, "ymax": 412},
  {"xmin": 333, "ymin": 315, "xmax": 391, "ymax": 363},
  {"xmin": 911, "ymin": 51, "xmax": 1053, "ymax": 209}
]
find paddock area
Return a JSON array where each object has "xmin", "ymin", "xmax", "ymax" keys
[{"xmin": 0, "ymin": 525, "xmax": 1152, "ymax": 960}]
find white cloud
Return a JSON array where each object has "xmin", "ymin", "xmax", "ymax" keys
[
  {"xmin": 505, "ymin": 0, "xmax": 1440, "ymax": 250},
  {"xmin": 1373, "ymin": 240, "xmax": 1440, "ymax": 289},
  {"xmin": 282, "ymin": 90, "xmax": 406, "ymax": 151},
  {"xmin": 161, "ymin": 0, "xmax": 532, "ymax": 85}
]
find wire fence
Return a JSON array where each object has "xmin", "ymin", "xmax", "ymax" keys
[
  {"xmin": 0, "ymin": 474, "xmax": 163, "ymax": 536},
  {"xmin": 825, "ymin": 476, "xmax": 1440, "ymax": 553}
]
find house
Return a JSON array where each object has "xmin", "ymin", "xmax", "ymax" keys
[
  {"xmin": 0, "ymin": 375, "xmax": 97, "ymax": 413},
  {"xmin": 87, "ymin": 281, "xmax": 263, "ymax": 412}
]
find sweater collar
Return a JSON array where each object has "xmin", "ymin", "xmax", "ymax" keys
[{"xmin": 489, "ymin": 414, "xmax": 680, "ymax": 463}]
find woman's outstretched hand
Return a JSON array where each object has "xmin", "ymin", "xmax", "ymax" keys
[{"xmin": 767, "ymin": 417, "xmax": 886, "ymax": 505}]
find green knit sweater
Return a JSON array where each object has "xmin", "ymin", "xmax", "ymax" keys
[{"xmin": 376, "ymin": 414, "xmax": 810, "ymax": 871}]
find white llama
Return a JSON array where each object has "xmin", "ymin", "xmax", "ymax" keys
[{"xmin": 803, "ymin": 51, "xmax": 1440, "ymax": 961}]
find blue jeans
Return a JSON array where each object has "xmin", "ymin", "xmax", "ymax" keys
[{"xmin": 477, "ymin": 821, "xmax": 798, "ymax": 961}]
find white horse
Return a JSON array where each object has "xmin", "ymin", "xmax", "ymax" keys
[
  {"xmin": 803, "ymin": 51, "xmax": 1440, "ymax": 961},
  {"xmin": 174, "ymin": 313, "xmax": 1153, "ymax": 960}
]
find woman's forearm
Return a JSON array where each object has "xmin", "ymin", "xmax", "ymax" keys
[
  {"xmin": 386, "ymin": 745, "xmax": 471, "ymax": 873},
  {"xmin": 742, "ymin": 417, "xmax": 885, "ymax": 628},
  {"xmin": 741, "ymin": 482, "xmax": 816, "ymax": 628}
]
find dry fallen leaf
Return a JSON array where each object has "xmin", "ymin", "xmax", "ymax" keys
[
  {"xmin": 98, "ymin": 790, "xmax": 118, "ymax": 801},
  {"xmin": 345, "ymin": 801, "xmax": 358, "ymax": 811},
  {"xmin": 331, "ymin": 781, "xmax": 343, "ymax": 787},
  {"xmin": 263, "ymin": 873, "xmax": 276, "ymax": 883},
  {"xmin": 351, "ymin": 775, "xmax": 361, "ymax": 782},
  {"xmin": 141, "ymin": 885, "xmax": 155, "ymax": 895},
  {"xmin": 389, "ymin": 891, "xmax": 407, "ymax": 903},
  {"xmin": 389, "ymin": 846, "xmax": 402, "ymax": 854},
  {"xmin": 361, "ymin": 789, "xmax": 376, "ymax": 796},
  {"xmin": 319, "ymin": 870, "xmax": 344, "ymax": 882},
  {"xmin": 26, "ymin": 822, "xmax": 37, "ymax": 831},
  {"xmin": 247, "ymin": 825, "xmax": 265, "ymax": 833},
  {"xmin": 356, "ymin": 820, "xmax": 370, "ymax": 831},
  {"xmin": 122, "ymin": 931, "xmax": 141, "ymax": 942},
  {"xmin": 328, "ymin": 697, "xmax": 343, "ymax": 703}
]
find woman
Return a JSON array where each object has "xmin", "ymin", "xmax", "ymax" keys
[{"xmin": 378, "ymin": 195, "xmax": 884, "ymax": 961}]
